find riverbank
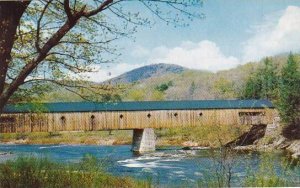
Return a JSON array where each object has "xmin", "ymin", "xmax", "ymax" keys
[
  {"xmin": 0, "ymin": 155, "xmax": 150, "ymax": 188},
  {"xmin": 0, "ymin": 124, "xmax": 249, "ymax": 148},
  {"xmin": 227, "ymin": 121, "xmax": 300, "ymax": 159},
  {"xmin": 1, "ymin": 123, "xmax": 299, "ymax": 159},
  {"xmin": 0, "ymin": 144, "xmax": 299, "ymax": 187}
]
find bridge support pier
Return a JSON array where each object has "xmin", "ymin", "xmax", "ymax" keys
[{"xmin": 132, "ymin": 128, "xmax": 156, "ymax": 153}]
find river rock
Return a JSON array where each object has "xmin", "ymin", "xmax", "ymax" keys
[
  {"xmin": 233, "ymin": 145, "xmax": 256, "ymax": 151},
  {"xmin": 291, "ymin": 152, "xmax": 300, "ymax": 159},
  {"xmin": 182, "ymin": 141, "xmax": 199, "ymax": 147},
  {"xmin": 286, "ymin": 140, "xmax": 300, "ymax": 159},
  {"xmin": 182, "ymin": 146, "xmax": 210, "ymax": 150},
  {"xmin": 96, "ymin": 139, "xmax": 115, "ymax": 145},
  {"xmin": 0, "ymin": 152, "xmax": 12, "ymax": 156}
]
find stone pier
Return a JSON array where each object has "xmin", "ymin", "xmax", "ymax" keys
[{"xmin": 132, "ymin": 128, "xmax": 156, "ymax": 153}]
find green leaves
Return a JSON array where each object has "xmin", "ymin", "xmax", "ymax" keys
[
  {"xmin": 242, "ymin": 58, "xmax": 279, "ymax": 100},
  {"xmin": 278, "ymin": 53, "xmax": 300, "ymax": 124},
  {"xmin": 242, "ymin": 53, "xmax": 300, "ymax": 126},
  {"xmin": 4, "ymin": 0, "xmax": 203, "ymax": 106}
]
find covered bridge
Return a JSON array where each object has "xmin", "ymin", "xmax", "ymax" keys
[
  {"xmin": 0, "ymin": 99, "xmax": 276, "ymax": 152},
  {"xmin": 1, "ymin": 99, "xmax": 276, "ymax": 132}
]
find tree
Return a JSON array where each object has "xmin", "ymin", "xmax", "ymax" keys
[
  {"xmin": 242, "ymin": 58, "xmax": 279, "ymax": 100},
  {"xmin": 155, "ymin": 81, "xmax": 173, "ymax": 92},
  {"xmin": 189, "ymin": 81, "xmax": 196, "ymax": 99},
  {"xmin": 151, "ymin": 90, "xmax": 165, "ymax": 101},
  {"xmin": 278, "ymin": 53, "xmax": 300, "ymax": 125},
  {"xmin": 260, "ymin": 58, "xmax": 279, "ymax": 100},
  {"xmin": 126, "ymin": 89, "xmax": 145, "ymax": 101},
  {"xmin": 213, "ymin": 77, "xmax": 236, "ymax": 99},
  {"xmin": 0, "ymin": 0, "xmax": 202, "ymax": 113}
]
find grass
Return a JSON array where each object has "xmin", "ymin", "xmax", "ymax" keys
[
  {"xmin": 243, "ymin": 154, "xmax": 299, "ymax": 187},
  {"xmin": 0, "ymin": 130, "xmax": 133, "ymax": 145},
  {"xmin": 0, "ymin": 156, "xmax": 151, "ymax": 188},
  {"xmin": 156, "ymin": 124, "xmax": 250, "ymax": 147},
  {"xmin": 0, "ymin": 148, "xmax": 298, "ymax": 187},
  {"xmin": 0, "ymin": 124, "xmax": 250, "ymax": 148},
  {"xmin": 197, "ymin": 149, "xmax": 300, "ymax": 187}
]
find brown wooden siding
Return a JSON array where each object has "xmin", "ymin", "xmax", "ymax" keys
[{"xmin": 0, "ymin": 108, "xmax": 277, "ymax": 133}]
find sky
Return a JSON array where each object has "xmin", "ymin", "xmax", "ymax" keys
[{"xmin": 83, "ymin": 0, "xmax": 300, "ymax": 82}]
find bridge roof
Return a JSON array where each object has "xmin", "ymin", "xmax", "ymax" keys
[{"xmin": 3, "ymin": 100, "xmax": 274, "ymax": 113}]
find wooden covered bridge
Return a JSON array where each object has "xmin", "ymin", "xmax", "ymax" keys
[{"xmin": 0, "ymin": 100, "xmax": 276, "ymax": 152}]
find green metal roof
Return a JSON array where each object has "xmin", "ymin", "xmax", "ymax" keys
[{"xmin": 2, "ymin": 100, "xmax": 274, "ymax": 113}]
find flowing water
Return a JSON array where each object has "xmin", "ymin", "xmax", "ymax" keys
[{"xmin": 0, "ymin": 144, "xmax": 299, "ymax": 187}]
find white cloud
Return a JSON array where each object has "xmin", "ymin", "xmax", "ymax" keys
[
  {"xmin": 82, "ymin": 63, "xmax": 144, "ymax": 82},
  {"xmin": 149, "ymin": 40, "xmax": 240, "ymax": 72},
  {"xmin": 243, "ymin": 6, "xmax": 300, "ymax": 62},
  {"xmin": 82, "ymin": 6, "xmax": 300, "ymax": 82},
  {"xmin": 130, "ymin": 45, "xmax": 150, "ymax": 58},
  {"xmin": 82, "ymin": 40, "xmax": 240, "ymax": 82}
]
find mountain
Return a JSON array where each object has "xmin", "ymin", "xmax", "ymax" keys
[
  {"xmin": 121, "ymin": 61, "xmax": 271, "ymax": 101},
  {"xmin": 105, "ymin": 63, "xmax": 186, "ymax": 84},
  {"xmin": 37, "ymin": 54, "xmax": 295, "ymax": 102}
]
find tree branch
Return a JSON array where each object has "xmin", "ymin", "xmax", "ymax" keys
[
  {"xmin": 36, "ymin": 0, "xmax": 52, "ymax": 52},
  {"xmin": 83, "ymin": 0, "xmax": 114, "ymax": 17},
  {"xmin": 63, "ymin": 0, "xmax": 74, "ymax": 21},
  {"xmin": 4, "ymin": 15, "xmax": 82, "ymax": 102}
]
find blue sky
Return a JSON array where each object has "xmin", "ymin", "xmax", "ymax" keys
[{"xmin": 84, "ymin": 0, "xmax": 300, "ymax": 82}]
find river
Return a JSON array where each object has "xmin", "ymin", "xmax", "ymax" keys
[{"xmin": 0, "ymin": 144, "xmax": 299, "ymax": 187}]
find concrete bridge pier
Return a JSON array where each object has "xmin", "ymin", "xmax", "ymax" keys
[{"xmin": 132, "ymin": 128, "xmax": 156, "ymax": 153}]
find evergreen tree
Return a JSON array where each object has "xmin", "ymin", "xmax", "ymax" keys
[
  {"xmin": 242, "ymin": 75, "xmax": 262, "ymax": 99},
  {"xmin": 278, "ymin": 53, "xmax": 300, "ymax": 124},
  {"xmin": 260, "ymin": 58, "xmax": 279, "ymax": 100},
  {"xmin": 242, "ymin": 58, "xmax": 279, "ymax": 100}
]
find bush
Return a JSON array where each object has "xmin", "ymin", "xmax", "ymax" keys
[{"xmin": 243, "ymin": 154, "xmax": 296, "ymax": 187}]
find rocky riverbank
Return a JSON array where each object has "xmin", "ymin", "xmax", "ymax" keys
[{"xmin": 226, "ymin": 118, "xmax": 300, "ymax": 159}]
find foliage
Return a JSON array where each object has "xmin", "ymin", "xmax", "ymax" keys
[
  {"xmin": 156, "ymin": 124, "xmax": 247, "ymax": 147},
  {"xmin": 189, "ymin": 81, "xmax": 196, "ymax": 99},
  {"xmin": 240, "ymin": 54, "xmax": 300, "ymax": 127},
  {"xmin": 9, "ymin": 83, "xmax": 52, "ymax": 104},
  {"xmin": 213, "ymin": 77, "xmax": 237, "ymax": 99},
  {"xmin": 242, "ymin": 58, "xmax": 279, "ymax": 100},
  {"xmin": 0, "ymin": 0, "xmax": 203, "ymax": 110},
  {"xmin": 243, "ymin": 154, "xmax": 297, "ymax": 187},
  {"xmin": 122, "ymin": 64, "xmax": 259, "ymax": 101},
  {"xmin": 155, "ymin": 81, "xmax": 173, "ymax": 92},
  {"xmin": 198, "ymin": 147, "xmax": 236, "ymax": 187},
  {"xmin": 197, "ymin": 150, "xmax": 300, "ymax": 188},
  {"xmin": 101, "ymin": 93, "xmax": 122, "ymax": 102},
  {"xmin": 0, "ymin": 124, "xmax": 247, "ymax": 147},
  {"xmin": 0, "ymin": 156, "xmax": 150, "ymax": 188},
  {"xmin": 126, "ymin": 89, "xmax": 146, "ymax": 101},
  {"xmin": 277, "ymin": 53, "xmax": 300, "ymax": 125},
  {"xmin": 0, "ymin": 130, "xmax": 132, "ymax": 145},
  {"xmin": 150, "ymin": 90, "xmax": 165, "ymax": 101},
  {"xmin": 8, "ymin": 56, "xmax": 282, "ymax": 102}
]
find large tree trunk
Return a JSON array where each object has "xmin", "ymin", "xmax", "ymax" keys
[
  {"xmin": 0, "ymin": 0, "xmax": 117, "ymax": 114},
  {"xmin": 0, "ymin": 2, "xmax": 30, "ymax": 113}
]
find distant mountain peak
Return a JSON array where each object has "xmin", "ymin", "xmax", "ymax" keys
[{"xmin": 105, "ymin": 63, "xmax": 186, "ymax": 84}]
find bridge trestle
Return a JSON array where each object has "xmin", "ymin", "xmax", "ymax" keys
[{"xmin": 132, "ymin": 128, "xmax": 156, "ymax": 153}]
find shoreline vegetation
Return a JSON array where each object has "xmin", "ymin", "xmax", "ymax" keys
[
  {"xmin": 1, "ymin": 122, "xmax": 299, "ymax": 159},
  {"xmin": 1, "ymin": 124, "xmax": 300, "ymax": 187},
  {"xmin": 0, "ymin": 124, "xmax": 249, "ymax": 148},
  {"xmin": 0, "ymin": 156, "xmax": 151, "ymax": 188},
  {"xmin": 0, "ymin": 148, "xmax": 299, "ymax": 187}
]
